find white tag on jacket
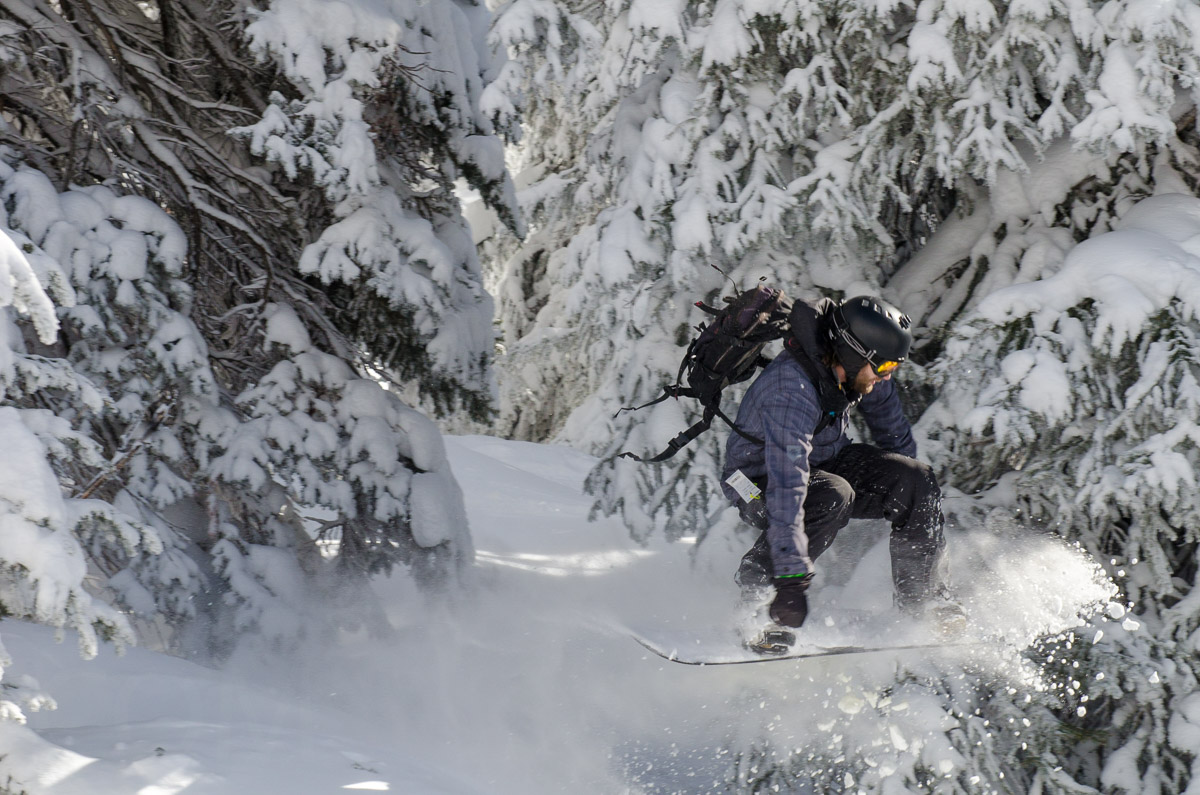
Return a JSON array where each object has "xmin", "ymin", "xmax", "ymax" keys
[{"xmin": 724, "ymin": 470, "xmax": 762, "ymax": 503}]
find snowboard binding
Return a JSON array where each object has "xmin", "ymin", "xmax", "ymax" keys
[{"xmin": 743, "ymin": 627, "xmax": 797, "ymax": 656}]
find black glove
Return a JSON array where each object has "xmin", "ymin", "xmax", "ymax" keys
[{"xmin": 769, "ymin": 576, "xmax": 812, "ymax": 628}]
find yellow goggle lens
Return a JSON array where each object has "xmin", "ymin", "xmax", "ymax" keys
[{"xmin": 874, "ymin": 360, "xmax": 900, "ymax": 375}]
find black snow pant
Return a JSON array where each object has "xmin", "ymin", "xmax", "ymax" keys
[{"xmin": 735, "ymin": 443, "xmax": 947, "ymax": 609}]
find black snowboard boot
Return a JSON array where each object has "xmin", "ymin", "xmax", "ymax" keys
[
  {"xmin": 897, "ymin": 588, "xmax": 968, "ymax": 639},
  {"xmin": 735, "ymin": 531, "xmax": 773, "ymax": 601}
]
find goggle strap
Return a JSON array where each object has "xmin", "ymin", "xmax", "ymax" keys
[{"xmin": 834, "ymin": 317, "xmax": 903, "ymax": 374}]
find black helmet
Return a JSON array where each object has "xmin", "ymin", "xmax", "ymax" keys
[{"xmin": 829, "ymin": 295, "xmax": 912, "ymax": 375}]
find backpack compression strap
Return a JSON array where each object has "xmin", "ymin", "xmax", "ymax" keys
[
  {"xmin": 615, "ymin": 398, "xmax": 765, "ymax": 462},
  {"xmin": 615, "ymin": 414, "xmax": 710, "ymax": 462}
]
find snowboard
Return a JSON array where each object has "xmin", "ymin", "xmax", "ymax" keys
[{"xmin": 632, "ymin": 633, "xmax": 976, "ymax": 666}]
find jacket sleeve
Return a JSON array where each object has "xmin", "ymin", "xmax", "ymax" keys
[
  {"xmin": 758, "ymin": 376, "xmax": 823, "ymax": 578},
  {"xmin": 857, "ymin": 378, "xmax": 917, "ymax": 458}
]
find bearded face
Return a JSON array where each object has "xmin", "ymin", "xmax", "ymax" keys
[{"xmin": 850, "ymin": 362, "xmax": 884, "ymax": 394}]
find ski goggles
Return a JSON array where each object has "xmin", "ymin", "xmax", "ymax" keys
[
  {"xmin": 872, "ymin": 359, "xmax": 901, "ymax": 376},
  {"xmin": 836, "ymin": 327, "xmax": 904, "ymax": 376}
]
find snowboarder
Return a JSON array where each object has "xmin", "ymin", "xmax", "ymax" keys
[{"xmin": 721, "ymin": 295, "xmax": 961, "ymax": 648}]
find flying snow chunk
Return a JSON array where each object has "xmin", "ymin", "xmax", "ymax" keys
[{"xmin": 838, "ymin": 694, "xmax": 865, "ymax": 715}]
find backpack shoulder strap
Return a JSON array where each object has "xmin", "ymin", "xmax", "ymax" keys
[
  {"xmin": 710, "ymin": 403, "xmax": 764, "ymax": 446},
  {"xmin": 784, "ymin": 339, "xmax": 853, "ymax": 436}
]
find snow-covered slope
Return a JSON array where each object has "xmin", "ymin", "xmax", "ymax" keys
[{"xmin": 1, "ymin": 436, "xmax": 1121, "ymax": 793}]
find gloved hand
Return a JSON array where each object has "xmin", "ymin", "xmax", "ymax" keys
[{"xmin": 769, "ymin": 575, "xmax": 812, "ymax": 628}]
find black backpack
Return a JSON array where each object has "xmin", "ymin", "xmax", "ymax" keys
[{"xmin": 617, "ymin": 282, "xmax": 794, "ymax": 462}]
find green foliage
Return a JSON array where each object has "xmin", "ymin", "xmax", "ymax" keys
[
  {"xmin": 918, "ymin": 189, "xmax": 1200, "ymax": 792},
  {"xmin": 0, "ymin": 0, "xmax": 508, "ymax": 660}
]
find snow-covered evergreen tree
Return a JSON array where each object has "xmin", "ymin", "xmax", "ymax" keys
[
  {"xmin": 0, "ymin": 163, "xmax": 214, "ymax": 648},
  {"xmin": 0, "ymin": 224, "xmax": 140, "ymax": 725},
  {"xmin": 237, "ymin": 0, "xmax": 522, "ymax": 419},
  {"xmin": 921, "ymin": 193, "xmax": 1200, "ymax": 794},
  {"xmin": 0, "ymin": 0, "xmax": 518, "ymax": 666}
]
